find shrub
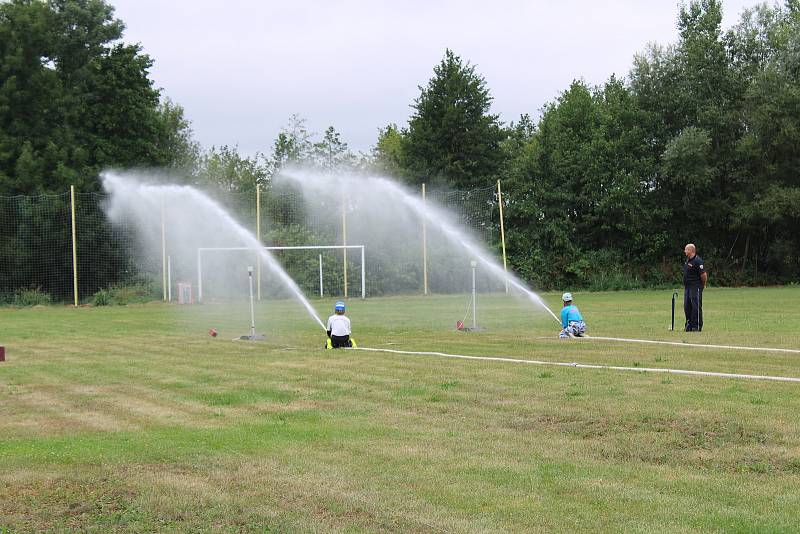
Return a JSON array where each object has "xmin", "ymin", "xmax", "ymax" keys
[
  {"xmin": 92, "ymin": 289, "xmax": 112, "ymax": 306},
  {"xmin": 107, "ymin": 282, "xmax": 160, "ymax": 304},
  {"xmin": 89, "ymin": 280, "xmax": 161, "ymax": 306},
  {"xmin": 13, "ymin": 287, "xmax": 52, "ymax": 306}
]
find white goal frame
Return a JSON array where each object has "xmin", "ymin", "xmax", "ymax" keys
[{"xmin": 196, "ymin": 245, "xmax": 366, "ymax": 302}]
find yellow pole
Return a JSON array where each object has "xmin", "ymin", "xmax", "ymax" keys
[
  {"xmin": 342, "ymin": 193, "xmax": 348, "ymax": 298},
  {"xmin": 256, "ymin": 185, "xmax": 262, "ymax": 301},
  {"xmin": 497, "ymin": 179, "xmax": 509, "ymax": 293},
  {"xmin": 70, "ymin": 185, "xmax": 78, "ymax": 306},
  {"xmin": 161, "ymin": 197, "xmax": 167, "ymax": 301},
  {"xmin": 422, "ymin": 183, "xmax": 428, "ymax": 295}
]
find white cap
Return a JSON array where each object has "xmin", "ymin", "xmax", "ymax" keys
[{"xmin": 562, "ymin": 292, "xmax": 573, "ymax": 302}]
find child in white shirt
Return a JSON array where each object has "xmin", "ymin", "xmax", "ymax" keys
[{"xmin": 326, "ymin": 301, "xmax": 354, "ymax": 348}]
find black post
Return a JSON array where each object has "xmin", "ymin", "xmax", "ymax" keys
[
  {"xmin": 671, "ymin": 291, "xmax": 678, "ymax": 331},
  {"xmin": 697, "ymin": 287, "xmax": 701, "ymax": 332}
]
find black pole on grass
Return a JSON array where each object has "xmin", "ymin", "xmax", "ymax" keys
[{"xmin": 671, "ymin": 291, "xmax": 678, "ymax": 331}]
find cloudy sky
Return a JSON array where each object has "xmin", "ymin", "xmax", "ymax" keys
[{"xmin": 110, "ymin": 0, "xmax": 765, "ymax": 156}]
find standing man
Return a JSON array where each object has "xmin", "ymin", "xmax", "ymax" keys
[{"xmin": 683, "ymin": 243, "xmax": 707, "ymax": 332}]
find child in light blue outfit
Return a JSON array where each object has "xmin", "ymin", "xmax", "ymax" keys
[{"xmin": 559, "ymin": 292, "xmax": 586, "ymax": 338}]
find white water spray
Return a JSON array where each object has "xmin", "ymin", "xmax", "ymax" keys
[
  {"xmin": 279, "ymin": 169, "xmax": 559, "ymax": 323},
  {"xmin": 102, "ymin": 171, "xmax": 326, "ymax": 331},
  {"xmin": 390, "ymin": 181, "xmax": 560, "ymax": 323}
]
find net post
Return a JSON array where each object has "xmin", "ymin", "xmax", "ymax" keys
[
  {"xmin": 497, "ymin": 179, "xmax": 509, "ymax": 293},
  {"xmin": 256, "ymin": 185, "xmax": 262, "ymax": 301},
  {"xmin": 342, "ymin": 193, "xmax": 348, "ymax": 298},
  {"xmin": 161, "ymin": 197, "xmax": 167, "ymax": 301},
  {"xmin": 319, "ymin": 254, "xmax": 324, "ymax": 297},
  {"xmin": 197, "ymin": 248, "xmax": 203, "ymax": 303},
  {"xmin": 167, "ymin": 255, "xmax": 172, "ymax": 302},
  {"xmin": 247, "ymin": 266, "xmax": 256, "ymax": 338},
  {"xmin": 422, "ymin": 183, "xmax": 428, "ymax": 295},
  {"xmin": 70, "ymin": 185, "xmax": 78, "ymax": 306},
  {"xmin": 361, "ymin": 245, "xmax": 365, "ymax": 299},
  {"xmin": 471, "ymin": 259, "xmax": 478, "ymax": 329}
]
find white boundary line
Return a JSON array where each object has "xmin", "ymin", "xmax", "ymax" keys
[
  {"xmin": 352, "ymin": 347, "xmax": 800, "ymax": 383},
  {"xmin": 582, "ymin": 335, "xmax": 800, "ymax": 354}
]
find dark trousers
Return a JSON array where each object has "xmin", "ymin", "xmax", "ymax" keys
[
  {"xmin": 684, "ymin": 286, "xmax": 703, "ymax": 332},
  {"xmin": 330, "ymin": 334, "xmax": 352, "ymax": 348}
]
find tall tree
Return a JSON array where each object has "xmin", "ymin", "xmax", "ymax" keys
[
  {"xmin": 732, "ymin": 1, "xmax": 800, "ymax": 276},
  {"xmin": 503, "ymin": 79, "xmax": 657, "ymax": 287},
  {"xmin": 195, "ymin": 145, "xmax": 267, "ymax": 195},
  {"xmin": 628, "ymin": 1, "xmax": 739, "ymax": 265},
  {"xmin": 311, "ymin": 126, "xmax": 355, "ymax": 170},
  {"xmin": 0, "ymin": 0, "xmax": 196, "ymax": 301},
  {"xmin": 403, "ymin": 49, "xmax": 504, "ymax": 189},
  {"xmin": 371, "ymin": 123, "xmax": 406, "ymax": 178},
  {"xmin": 0, "ymin": 0, "xmax": 193, "ymax": 194},
  {"xmin": 266, "ymin": 114, "xmax": 313, "ymax": 179}
]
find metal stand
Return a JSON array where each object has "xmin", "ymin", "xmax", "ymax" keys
[
  {"xmin": 458, "ymin": 260, "xmax": 485, "ymax": 332},
  {"xmin": 239, "ymin": 266, "xmax": 266, "ymax": 341}
]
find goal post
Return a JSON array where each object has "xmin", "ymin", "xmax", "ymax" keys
[{"xmin": 197, "ymin": 245, "xmax": 366, "ymax": 302}]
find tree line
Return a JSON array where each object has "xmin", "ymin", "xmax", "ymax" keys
[{"xmin": 1, "ymin": 0, "xmax": 798, "ymax": 296}]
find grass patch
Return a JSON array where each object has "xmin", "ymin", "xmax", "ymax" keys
[
  {"xmin": 194, "ymin": 386, "xmax": 297, "ymax": 406},
  {"xmin": 1, "ymin": 287, "xmax": 800, "ymax": 531}
]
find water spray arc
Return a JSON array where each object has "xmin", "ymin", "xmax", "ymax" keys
[
  {"xmin": 392, "ymin": 182, "xmax": 560, "ymax": 323},
  {"xmin": 102, "ymin": 172, "xmax": 327, "ymax": 332},
  {"xmin": 278, "ymin": 170, "xmax": 560, "ymax": 324},
  {"xmin": 197, "ymin": 245, "xmax": 366, "ymax": 301}
]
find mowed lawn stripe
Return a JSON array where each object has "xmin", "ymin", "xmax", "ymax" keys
[{"xmin": 1, "ymin": 288, "xmax": 800, "ymax": 531}]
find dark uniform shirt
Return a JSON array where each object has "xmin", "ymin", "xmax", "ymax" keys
[{"xmin": 683, "ymin": 255, "xmax": 705, "ymax": 288}]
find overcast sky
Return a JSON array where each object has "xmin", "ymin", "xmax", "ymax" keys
[{"xmin": 110, "ymin": 0, "xmax": 765, "ymax": 156}]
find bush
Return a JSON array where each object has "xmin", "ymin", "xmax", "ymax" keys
[
  {"xmin": 13, "ymin": 287, "xmax": 52, "ymax": 306},
  {"xmin": 107, "ymin": 282, "xmax": 161, "ymax": 304},
  {"xmin": 90, "ymin": 281, "xmax": 161, "ymax": 306},
  {"xmin": 92, "ymin": 288, "xmax": 112, "ymax": 306}
]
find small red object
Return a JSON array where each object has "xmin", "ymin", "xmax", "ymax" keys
[
  {"xmin": 209, "ymin": 328, "xmax": 218, "ymax": 338},
  {"xmin": 456, "ymin": 321, "xmax": 464, "ymax": 331},
  {"xmin": 0, "ymin": 346, "xmax": 5, "ymax": 362}
]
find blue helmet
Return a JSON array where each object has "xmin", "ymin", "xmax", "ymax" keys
[{"xmin": 334, "ymin": 301, "xmax": 345, "ymax": 312}]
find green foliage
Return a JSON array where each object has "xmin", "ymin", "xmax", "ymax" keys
[
  {"xmin": 3, "ymin": 0, "xmax": 800, "ymax": 297},
  {"xmin": 311, "ymin": 126, "xmax": 356, "ymax": 171},
  {"xmin": 662, "ymin": 127, "xmax": 715, "ymax": 194},
  {"xmin": 264, "ymin": 115, "xmax": 361, "ymax": 179},
  {"xmin": 0, "ymin": 0, "xmax": 195, "ymax": 195},
  {"xmin": 402, "ymin": 49, "xmax": 504, "ymax": 188},
  {"xmin": 502, "ymin": 78, "xmax": 667, "ymax": 289},
  {"xmin": 154, "ymin": 98, "xmax": 200, "ymax": 172},
  {"xmin": 106, "ymin": 281, "xmax": 161, "ymax": 304},
  {"xmin": 91, "ymin": 288, "xmax": 111, "ymax": 306},
  {"xmin": 264, "ymin": 224, "xmax": 338, "ymax": 296},
  {"xmin": 496, "ymin": 0, "xmax": 800, "ymax": 288},
  {"xmin": 194, "ymin": 145, "xmax": 267, "ymax": 196},
  {"xmin": 371, "ymin": 123, "xmax": 406, "ymax": 177},
  {"xmin": 90, "ymin": 279, "xmax": 160, "ymax": 306},
  {"xmin": 12, "ymin": 287, "xmax": 52, "ymax": 306},
  {"xmin": 0, "ymin": 0, "xmax": 197, "ymax": 302}
]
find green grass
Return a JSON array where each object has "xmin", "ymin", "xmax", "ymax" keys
[{"xmin": 1, "ymin": 287, "xmax": 800, "ymax": 531}]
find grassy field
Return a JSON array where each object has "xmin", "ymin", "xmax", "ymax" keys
[{"xmin": 1, "ymin": 287, "xmax": 800, "ymax": 532}]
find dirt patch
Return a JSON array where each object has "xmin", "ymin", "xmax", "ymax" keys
[
  {"xmin": 0, "ymin": 473, "xmax": 140, "ymax": 532},
  {"xmin": 505, "ymin": 411, "xmax": 773, "ymax": 448},
  {"xmin": 14, "ymin": 387, "xmax": 138, "ymax": 434}
]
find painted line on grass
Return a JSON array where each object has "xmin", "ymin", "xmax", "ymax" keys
[
  {"xmin": 353, "ymin": 347, "xmax": 800, "ymax": 383},
  {"xmin": 582, "ymin": 335, "xmax": 800, "ymax": 354}
]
